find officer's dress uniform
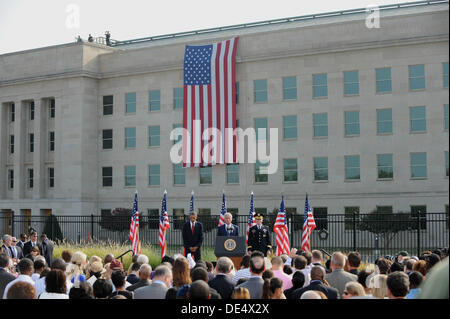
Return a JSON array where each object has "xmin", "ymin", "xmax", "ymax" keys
[{"xmin": 247, "ymin": 224, "xmax": 272, "ymax": 256}]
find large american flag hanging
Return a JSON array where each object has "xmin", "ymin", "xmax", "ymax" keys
[
  {"xmin": 159, "ymin": 190, "xmax": 170, "ymax": 260},
  {"xmin": 274, "ymin": 196, "xmax": 290, "ymax": 256},
  {"xmin": 129, "ymin": 191, "xmax": 141, "ymax": 255},
  {"xmin": 301, "ymin": 193, "xmax": 316, "ymax": 252},
  {"xmin": 182, "ymin": 37, "xmax": 238, "ymax": 167}
]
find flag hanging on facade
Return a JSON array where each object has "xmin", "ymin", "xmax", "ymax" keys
[
  {"xmin": 129, "ymin": 191, "xmax": 141, "ymax": 255},
  {"xmin": 159, "ymin": 190, "xmax": 170, "ymax": 260},
  {"xmin": 274, "ymin": 196, "xmax": 290, "ymax": 256},
  {"xmin": 218, "ymin": 192, "xmax": 227, "ymax": 227},
  {"xmin": 301, "ymin": 193, "xmax": 316, "ymax": 252},
  {"xmin": 246, "ymin": 192, "xmax": 256, "ymax": 245},
  {"xmin": 182, "ymin": 37, "xmax": 239, "ymax": 167}
]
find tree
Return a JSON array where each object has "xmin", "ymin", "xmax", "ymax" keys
[{"xmin": 43, "ymin": 214, "xmax": 64, "ymax": 243}]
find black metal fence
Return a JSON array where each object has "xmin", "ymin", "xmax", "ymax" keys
[{"xmin": 1, "ymin": 212, "xmax": 448, "ymax": 261}]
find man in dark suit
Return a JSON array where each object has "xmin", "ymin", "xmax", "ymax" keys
[
  {"xmin": 22, "ymin": 231, "xmax": 42, "ymax": 257},
  {"xmin": 126, "ymin": 264, "xmax": 152, "ymax": 292},
  {"xmin": 0, "ymin": 253, "xmax": 16, "ymax": 299},
  {"xmin": 217, "ymin": 212, "xmax": 239, "ymax": 237},
  {"xmin": 10, "ymin": 237, "xmax": 23, "ymax": 261},
  {"xmin": 17, "ymin": 234, "xmax": 27, "ymax": 250},
  {"xmin": 208, "ymin": 257, "xmax": 235, "ymax": 299},
  {"xmin": 247, "ymin": 213, "xmax": 272, "ymax": 256},
  {"xmin": 182, "ymin": 211, "xmax": 204, "ymax": 261},
  {"xmin": 40, "ymin": 234, "xmax": 54, "ymax": 266},
  {"xmin": 291, "ymin": 266, "xmax": 339, "ymax": 299}
]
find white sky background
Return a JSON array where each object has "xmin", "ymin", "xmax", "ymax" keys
[{"xmin": 0, "ymin": 0, "xmax": 418, "ymax": 54}]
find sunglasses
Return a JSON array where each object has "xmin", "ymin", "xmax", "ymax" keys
[{"xmin": 343, "ymin": 291, "xmax": 349, "ymax": 295}]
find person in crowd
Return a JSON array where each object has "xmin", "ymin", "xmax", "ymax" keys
[
  {"xmin": 284, "ymin": 271, "xmax": 305, "ymax": 299},
  {"xmin": 93, "ymin": 278, "xmax": 113, "ymax": 299},
  {"xmin": 166, "ymin": 256, "xmax": 192, "ymax": 299},
  {"xmin": 6, "ymin": 281, "xmax": 36, "ymax": 299},
  {"xmin": 24, "ymin": 246, "xmax": 41, "ymax": 261},
  {"xmin": 187, "ymin": 280, "xmax": 210, "ymax": 299},
  {"xmin": 342, "ymin": 281, "xmax": 366, "ymax": 299},
  {"xmin": 247, "ymin": 213, "xmax": 272, "ymax": 257},
  {"xmin": 0, "ymin": 253, "xmax": 15, "ymax": 298},
  {"xmin": 386, "ymin": 271, "xmax": 409, "ymax": 299},
  {"xmin": 86, "ymin": 261, "xmax": 106, "ymax": 286},
  {"xmin": 405, "ymin": 271, "xmax": 423, "ymax": 299},
  {"xmin": 291, "ymin": 266, "xmax": 339, "ymax": 299},
  {"xmin": 262, "ymin": 277, "xmax": 285, "ymax": 299},
  {"xmin": 208, "ymin": 256, "xmax": 235, "ymax": 299},
  {"xmin": 136, "ymin": 254, "xmax": 149, "ymax": 265},
  {"xmin": 182, "ymin": 211, "xmax": 204, "ymax": 261},
  {"xmin": 127, "ymin": 264, "xmax": 152, "ymax": 292},
  {"xmin": 404, "ymin": 258, "xmax": 416, "ymax": 275},
  {"xmin": 292, "ymin": 255, "xmax": 310, "ymax": 286},
  {"xmin": 85, "ymin": 255, "xmax": 102, "ymax": 275},
  {"xmin": 311, "ymin": 250, "xmax": 325, "ymax": 269},
  {"xmin": 262, "ymin": 269, "xmax": 274, "ymax": 281},
  {"xmin": 66, "ymin": 251, "xmax": 87, "ymax": 285},
  {"xmin": 369, "ymin": 274, "xmax": 388, "ymax": 299},
  {"xmin": 61, "ymin": 250, "xmax": 73, "ymax": 266},
  {"xmin": 346, "ymin": 252, "xmax": 361, "ymax": 276},
  {"xmin": 232, "ymin": 254, "xmax": 251, "ymax": 284},
  {"xmin": 365, "ymin": 257, "xmax": 390, "ymax": 287},
  {"xmin": 135, "ymin": 265, "xmax": 172, "ymax": 299},
  {"xmin": 418, "ymin": 257, "xmax": 448, "ymax": 299},
  {"xmin": 217, "ymin": 212, "xmax": 239, "ymax": 236},
  {"xmin": 108, "ymin": 259, "xmax": 131, "ymax": 292},
  {"xmin": 32, "ymin": 259, "xmax": 46, "ymax": 282},
  {"xmin": 69, "ymin": 280, "xmax": 94, "ymax": 299},
  {"xmin": 22, "ymin": 231, "xmax": 41, "ymax": 257},
  {"xmin": 300, "ymin": 290, "xmax": 322, "ymax": 299},
  {"xmin": 3, "ymin": 258, "xmax": 35, "ymax": 299},
  {"xmin": 38, "ymin": 269, "xmax": 68, "ymax": 299},
  {"xmin": 17, "ymin": 234, "xmax": 27, "ymax": 250},
  {"xmin": 389, "ymin": 262, "xmax": 404, "ymax": 273},
  {"xmin": 232, "ymin": 286, "xmax": 250, "ymax": 299},
  {"xmin": 39, "ymin": 234, "xmax": 54, "ymax": 266},
  {"xmin": 104, "ymin": 254, "xmax": 114, "ymax": 265},
  {"xmin": 10, "ymin": 237, "xmax": 23, "ymax": 261},
  {"xmin": 325, "ymin": 252, "xmax": 358, "ymax": 295},
  {"xmin": 357, "ymin": 269, "xmax": 372, "ymax": 295},
  {"xmin": 35, "ymin": 258, "xmax": 70, "ymax": 296},
  {"xmin": 302, "ymin": 251, "xmax": 313, "ymax": 270},
  {"xmin": 110, "ymin": 270, "xmax": 134, "ymax": 299},
  {"xmin": 283, "ymin": 264, "xmax": 293, "ymax": 276},
  {"xmin": 271, "ymin": 256, "xmax": 293, "ymax": 290},
  {"xmin": 190, "ymin": 267, "xmax": 221, "ymax": 299},
  {"xmin": 412, "ymin": 260, "xmax": 427, "ymax": 277},
  {"xmin": 236, "ymin": 251, "xmax": 265, "ymax": 299},
  {"xmin": 425, "ymin": 253, "xmax": 441, "ymax": 272},
  {"xmin": 126, "ymin": 262, "xmax": 141, "ymax": 285},
  {"xmin": 1, "ymin": 234, "xmax": 13, "ymax": 258},
  {"xmin": 205, "ymin": 261, "xmax": 215, "ymax": 281}
]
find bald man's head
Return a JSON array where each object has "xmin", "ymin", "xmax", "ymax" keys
[{"xmin": 310, "ymin": 266, "xmax": 326, "ymax": 281}]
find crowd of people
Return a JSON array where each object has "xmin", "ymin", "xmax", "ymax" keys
[{"xmin": 1, "ymin": 230, "xmax": 448, "ymax": 299}]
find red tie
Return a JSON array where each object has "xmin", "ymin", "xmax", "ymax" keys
[{"xmin": 191, "ymin": 223, "xmax": 195, "ymax": 234}]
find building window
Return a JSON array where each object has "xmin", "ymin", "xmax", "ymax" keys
[
  {"xmin": 409, "ymin": 65, "xmax": 425, "ymax": 90},
  {"xmin": 313, "ymin": 113, "xmax": 328, "ymax": 138},
  {"xmin": 377, "ymin": 154, "xmax": 393, "ymax": 179},
  {"xmin": 410, "ymin": 106, "xmax": 426, "ymax": 132},
  {"xmin": 49, "ymin": 99, "xmax": 55, "ymax": 118},
  {"xmin": 444, "ymin": 62, "xmax": 449, "ymax": 88},
  {"xmin": 236, "ymin": 82, "xmax": 240, "ymax": 104},
  {"xmin": 410, "ymin": 152, "xmax": 427, "ymax": 178},
  {"xmin": 254, "ymin": 79, "xmax": 268, "ymax": 103},
  {"xmin": 282, "ymin": 76, "xmax": 297, "ymax": 100},
  {"xmin": 200, "ymin": 166, "xmax": 212, "ymax": 185},
  {"xmin": 313, "ymin": 207, "xmax": 328, "ymax": 230},
  {"xmin": 173, "ymin": 164, "xmax": 185, "ymax": 185},
  {"xmin": 344, "ymin": 207, "xmax": 360, "ymax": 230},
  {"xmin": 125, "ymin": 127, "xmax": 136, "ymax": 149},
  {"xmin": 345, "ymin": 155, "xmax": 360, "ymax": 180},
  {"xmin": 124, "ymin": 165, "xmax": 136, "ymax": 186},
  {"xmin": 102, "ymin": 167, "xmax": 113, "ymax": 187},
  {"xmin": 103, "ymin": 95, "xmax": 113, "ymax": 115},
  {"xmin": 49, "ymin": 131, "xmax": 55, "ymax": 152},
  {"xmin": 9, "ymin": 135, "xmax": 14, "ymax": 154},
  {"xmin": 444, "ymin": 104, "xmax": 449, "ymax": 130},
  {"xmin": 314, "ymin": 157, "xmax": 328, "ymax": 181},
  {"xmin": 254, "ymin": 118, "xmax": 268, "ymax": 141},
  {"xmin": 344, "ymin": 71, "xmax": 359, "ymax": 96},
  {"xmin": 174, "ymin": 88, "xmax": 183, "ymax": 109},
  {"xmin": 345, "ymin": 111, "xmax": 360, "ymax": 136},
  {"xmin": 173, "ymin": 124, "xmax": 182, "ymax": 144},
  {"xmin": 148, "ymin": 126, "xmax": 160, "ymax": 147},
  {"xmin": 10, "ymin": 103, "xmax": 15, "ymax": 122},
  {"xmin": 445, "ymin": 151, "xmax": 449, "ymax": 177},
  {"xmin": 376, "ymin": 67, "xmax": 392, "ymax": 93},
  {"xmin": 226, "ymin": 164, "xmax": 239, "ymax": 184},
  {"xmin": 102, "ymin": 129, "xmax": 113, "ymax": 150},
  {"xmin": 48, "ymin": 168, "xmax": 54, "ymax": 188},
  {"xmin": 28, "ymin": 168, "xmax": 34, "ymax": 189},
  {"xmin": 29, "ymin": 133, "xmax": 34, "ymax": 153},
  {"xmin": 255, "ymin": 160, "xmax": 268, "ymax": 183},
  {"xmin": 30, "ymin": 101, "xmax": 35, "ymax": 120},
  {"xmin": 125, "ymin": 92, "xmax": 136, "ymax": 114},
  {"xmin": 377, "ymin": 109, "xmax": 393, "ymax": 134},
  {"xmin": 149, "ymin": 164, "xmax": 160, "ymax": 186},
  {"xmin": 283, "ymin": 159, "xmax": 298, "ymax": 182},
  {"xmin": 283, "ymin": 115, "xmax": 297, "ymax": 139},
  {"xmin": 8, "ymin": 169, "xmax": 14, "ymax": 189},
  {"xmin": 411, "ymin": 205, "xmax": 427, "ymax": 230},
  {"xmin": 313, "ymin": 73, "xmax": 328, "ymax": 98},
  {"xmin": 149, "ymin": 90, "xmax": 161, "ymax": 112}
]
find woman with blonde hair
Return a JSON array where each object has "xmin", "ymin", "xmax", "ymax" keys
[
  {"xmin": 66, "ymin": 251, "xmax": 87, "ymax": 285},
  {"xmin": 369, "ymin": 274, "xmax": 388, "ymax": 299},
  {"xmin": 232, "ymin": 287, "xmax": 250, "ymax": 299},
  {"xmin": 342, "ymin": 281, "xmax": 366, "ymax": 299}
]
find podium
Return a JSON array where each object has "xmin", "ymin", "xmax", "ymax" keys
[{"xmin": 214, "ymin": 236, "xmax": 246, "ymax": 270}]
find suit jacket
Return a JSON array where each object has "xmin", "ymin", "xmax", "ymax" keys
[
  {"xmin": 127, "ymin": 279, "xmax": 151, "ymax": 292},
  {"xmin": 0, "ymin": 268, "xmax": 16, "ymax": 298},
  {"xmin": 134, "ymin": 281, "xmax": 168, "ymax": 299},
  {"xmin": 217, "ymin": 224, "xmax": 239, "ymax": 237},
  {"xmin": 1, "ymin": 245, "xmax": 12, "ymax": 258},
  {"xmin": 291, "ymin": 280, "xmax": 339, "ymax": 299},
  {"xmin": 22, "ymin": 241, "xmax": 42, "ymax": 257},
  {"xmin": 325, "ymin": 269, "xmax": 358, "ymax": 296},
  {"xmin": 10, "ymin": 245, "xmax": 23, "ymax": 260},
  {"xmin": 41, "ymin": 239, "xmax": 54, "ymax": 266},
  {"xmin": 182, "ymin": 221, "xmax": 204, "ymax": 261},
  {"xmin": 17, "ymin": 241, "xmax": 25, "ymax": 250},
  {"xmin": 237, "ymin": 276, "xmax": 264, "ymax": 299},
  {"xmin": 208, "ymin": 273, "xmax": 235, "ymax": 299}
]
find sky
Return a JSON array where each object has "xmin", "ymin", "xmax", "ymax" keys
[{"xmin": 0, "ymin": 0, "xmax": 420, "ymax": 54}]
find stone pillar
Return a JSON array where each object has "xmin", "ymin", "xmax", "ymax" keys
[
  {"xmin": 33, "ymin": 98, "xmax": 46, "ymax": 199},
  {"xmin": 13, "ymin": 100, "xmax": 25, "ymax": 200},
  {"xmin": 0, "ymin": 103, "xmax": 7, "ymax": 199}
]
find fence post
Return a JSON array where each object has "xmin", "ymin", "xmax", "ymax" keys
[
  {"xmin": 353, "ymin": 211, "xmax": 357, "ymax": 251},
  {"xmin": 417, "ymin": 210, "xmax": 421, "ymax": 257},
  {"xmin": 11, "ymin": 210, "xmax": 15, "ymax": 236},
  {"xmin": 50, "ymin": 214, "xmax": 53, "ymax": 240},
  {"xmin": 91, "ymin": 214, "xmax": 94, "ymax": 241}
]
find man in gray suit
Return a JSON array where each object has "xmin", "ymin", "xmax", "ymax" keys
[
  {"xmin": 236, "ymin": 251, "xmax": 265, "ymax": 299},
  {"xmin": 127, "ymin": 264, "xmax": 152, "ymax": 292},
  {"xmin": 0, "ymin": 253, "xmax": 16, "ymax": 298},
  {"xmin": 134, "ymin": 265, "xmax": 172, "ymax": 299},
  {"xmin": 325, "ymin": 252, "xmax": 358, "ymax": 296}
]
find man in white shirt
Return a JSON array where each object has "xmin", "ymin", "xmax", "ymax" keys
[
  {"xmin": 35, "ymin": 258, "xmax": 71, "ymax": 296},
  {"xmin": 3, "ymin": 258, "xmax": 35, "ymax": 299}
]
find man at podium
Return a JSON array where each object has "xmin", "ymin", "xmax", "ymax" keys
[{"xmin": 217, "ymin": 212, "xmax": 239, "ymax": 237}]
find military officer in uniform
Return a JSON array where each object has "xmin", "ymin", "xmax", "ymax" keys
[{"xmin": 247, "ymin": 213, "xmax": 272, "ymax": 256}]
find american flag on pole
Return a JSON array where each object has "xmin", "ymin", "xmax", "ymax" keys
[
  {"xmin": 182, "ymin": 37, "xmax": 239, "ymax": 167},
  {"xmin": 301, "ymin": 193, "xmax": 316, "ymax": 252},
  {"xmin": 274, "ymin": 196, "xmax": 290, "ymax": 256},
  {"xmin": 246, "ymin": 192, "xmax": 256, "ymax": 245},
  {"xmin": 218, "ymin": 192, "xmax": 227, "ymax": 227},
  {"xmin": 189, "ymin": 191, "xmax": 194, "ymax": 214},
  {"xmin": 159, "ymin": 190, "xmax": 170, "ymax": 260},
  {"xmin": 129, "ymin": 191, "xmax": 141, "ymax": 255}
]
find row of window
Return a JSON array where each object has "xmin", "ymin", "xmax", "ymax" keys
[
  {"xmin": 101, "ymin": 63, "xmax": 449, "ymax": 115},
  {"xmin": 101, "ymin": 151, "xmax": 449, "ymax": 187},
  {"xmin": 8, "ymin": 99, "xmax": 55, "ymax": 122},
  {"xmin": 102, "ymin": 105, "xmax": 449, "ymax": 151},
  {"xmin": 8, "ymin": 132, "xmax": 55, "ymax": 154},
  {"xmin": 7, "ymin": 168, "xmax": 54, "ymax": 190}
]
